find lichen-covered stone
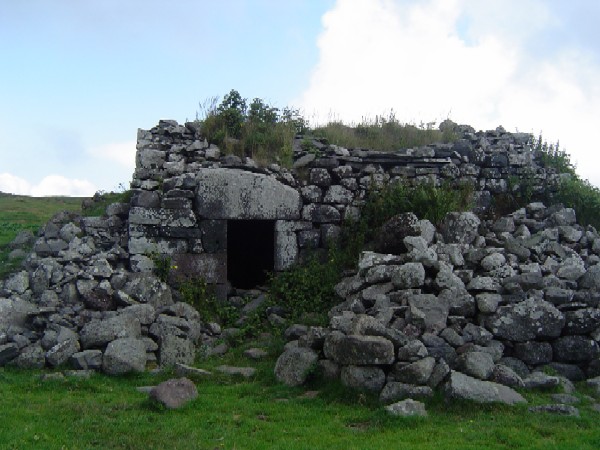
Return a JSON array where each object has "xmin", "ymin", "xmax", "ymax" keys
[
  {"xmin": 274, "ymin": 347, "xmax": 319, "ymax": 386},
  {"xmin": 323, "ymin": 333, "xmax": 395, "ymax": 366},
  {"xmin": 102, "ymin": 338, "xmax": 147, "ymax": 375},
  {"xmin": 487, "ymin": 298, "xmax": 564, "ymax": 342},
  {"xmin": 196, "ymin": 168, "xmax": 301, "ymax": 219}
]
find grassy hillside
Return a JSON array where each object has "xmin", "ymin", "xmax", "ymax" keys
[{"xmin": 0, "ymin": 192, "xmax": 83, "ymax": 278}]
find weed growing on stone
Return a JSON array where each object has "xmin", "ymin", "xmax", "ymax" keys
[
  {"xmin": 312, "ymin": 112, "xmax": 458, "ymax": 151},
  {"xmin": 177, "ymin": 277, "xmax": 237, "ymax": 325},
  {"xmin": 147, "ymin": 251, "xmax": 173, "ymax": 283},
  {"xmin": 81, "ymin": 188, "xmax": 133, "ymax": 217}
]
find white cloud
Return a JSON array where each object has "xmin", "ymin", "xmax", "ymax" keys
[
  {"xmin": 300, "ymin": 0, "xmax": 600, "ymax": 185},
  {"xmin": 0, "ymin": 173, "xmax": 32, "ymax": 195},
  {"xmin": 0, "ymin": 173, "xmax": 97, "ymax": 197},
  {"xmin": 89, "ymin": 140, "xmax": 137, "ymax": 169}
]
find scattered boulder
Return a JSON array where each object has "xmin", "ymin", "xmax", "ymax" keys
[
  {"xmin": 380, "ymin": 382, "xmax": 433, "ymax": 403},
  {"xmin": 11, "ymin": 344, "xmax": 45, "ymax": 369},
  {"xmin": 174, "ymin": 363, "xmax": 212, "ymax": 379},
  {"xmin": 392, "ymin": 357, "xmax": 436, "ymax": 385},
  {"xmin": 80, "ymin": 315, "xmax": 141, "ymax": 349},
  {"xmin": 0, "ymin": 343, "xmax": 19, "ymax": 366},
  {"xmin": 158, "ymin": 335, "xmax": 195, "ymax": 367},
  {"xmin": 216, "ymin": 366, "xmax": 256, "ymax": 378},
  {"xmin": 374, "ymin": 213, "xmax": 421, "ymax": 254},
  {"xmin": 149, "ymin": 377, "xmax": 198, "ymax": 409},
  {"xmin": 406, "ymin": 294, "xmax": 449, "ymax": 334},
  {"xmin": 523, "ymin": 372, "xmax": 560, "ymax": 389},
  {"xmin": 490, "ymin": 364, "xmax": 524, "ymax": 388},
  {"xmin": 552, "ymin": 336, "xmax": 600, "ymax": 363},
  {"xmin": 457, "ymin": 352, "xmax": 495, "ymax": 380},
  {"xmin": 46, "ymin": 339, "xmax": 80, "ymax": 368},
  {"xmin": 70, "ymin": 350, "xmax": 103, "ymax": 370},
  {"xmin": 440, "ymin": 212, "xmax": 481, "ymax": 245}
]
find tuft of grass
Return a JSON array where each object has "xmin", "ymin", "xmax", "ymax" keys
[
  {"xmin": 362, "ymin": 180, "xmax": 474, "ymax": 227},
  {"xmin": 81, "ymin": 189, "xmax": 133, "ymax": 217},
  {"xmin": 312, "ymin": 113, "xmax": 458, "ymax": 151},
  {"xmin": 197, "ymin": 91, "xmax": 457, "ymax": 167}
]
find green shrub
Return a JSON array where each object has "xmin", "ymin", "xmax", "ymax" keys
[
  {"xmin": 267, "ymin": 253, "xmax": 342, "ymax": 322},
  {"xmin": 336, "ymin": 180, "xmax": 473, "ymax": 268},
  {"xmin": 533, "ymin": 134, "xmax": 576, "ymax": 176},
  {"xmin": 196, "ymin": 90, "xmax": 305, "ymax": 167},
  {"xmin": 147, "ymin": 251, "xmax": 173, "ymax": 283},
  {"xmin": 555, "ymin": 176, "xmax": 600, "ymax": 229},
  {"xmin": 264, "ymin": 179, "xmax": 474, "ymax": 323},
  {"xmin": 360, "ymin": 179, "xmax": 473, "ymax": 227},
  {"xmin": 177, "ymin": 276, "xmax": 238, "ymax": 325}
]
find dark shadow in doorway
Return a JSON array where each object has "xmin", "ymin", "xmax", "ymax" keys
[{"xmin": 227, "ymin": 220, "xmax": 275, "ymax": 289}]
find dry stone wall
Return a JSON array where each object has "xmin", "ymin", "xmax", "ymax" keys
[
  {"xmin": 276, "ymin": 206, "xmax": 600, "ymax": 410},
  {"xmin": 129, "ymin": 120, "xmax": 562, "ymax": 295},
  {"xmin": 0, "ymin": 118, "xmax": 581, "ymax": 380}
]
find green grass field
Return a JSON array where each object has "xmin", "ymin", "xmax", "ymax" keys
[
  {"xmin": 0, "ymin": 193, "xmax": 83, "ymax": 245},
  {"xmin": 1, "ymin": 194, "xmax": 599, "ymax": 449},
  {"xmin": 1, "ymin": 341, "xmax": 599, "ymax": 450},
  {"xmin": 0, "ymin": 193, "xmax": 83, "ymax": 278}
]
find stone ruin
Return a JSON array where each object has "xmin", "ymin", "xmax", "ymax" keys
[
  {"xmin": 127, "ymin": 120, "xmax": 561, "ymax": 299},
  {"xmin": 1, "ymin": 119, "xmax": 599, "ymax": 411},
  {"xmin": 275, "ymin": 207, "xmax": 600, "ymax": 411}
]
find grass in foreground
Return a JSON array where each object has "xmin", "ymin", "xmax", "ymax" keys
[{"xmin": 1, "ymin": 342, "xmax": 598, "ymax": 450}]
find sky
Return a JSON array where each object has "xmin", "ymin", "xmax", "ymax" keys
[{"xmin": 1, "ymin": 0, "xmax": 599, "ymax": 196}]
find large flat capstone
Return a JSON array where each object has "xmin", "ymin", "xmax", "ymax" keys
[{"xmin": 195, "ymin": 169, "xmax": 301, "ymax": 219}]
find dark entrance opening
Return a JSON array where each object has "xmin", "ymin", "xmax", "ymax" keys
[{"xmin": 227, "ymin": 220, "xmax": 275, "ymax": 289}]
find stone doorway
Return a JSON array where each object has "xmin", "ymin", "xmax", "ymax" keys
[{"xmin": 227, "ymin": 220, "xmax": 275, "ymax": 289}]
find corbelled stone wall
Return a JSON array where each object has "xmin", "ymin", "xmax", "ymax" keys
[{"xmin": 129, "ymin": 120, "xmax": 562, "ymax": 295}]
